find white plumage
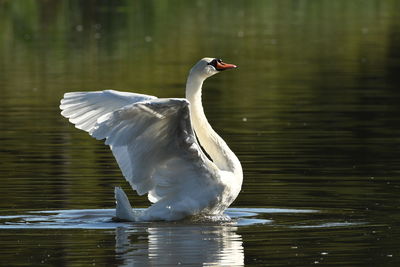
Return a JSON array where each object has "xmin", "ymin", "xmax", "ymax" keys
[{"xmin": 60, "ymin": 58, "xmax": 243, "ymax": 221}]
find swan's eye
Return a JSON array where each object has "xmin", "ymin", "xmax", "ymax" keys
[
  {"xmin": 208, "ymin": 59, "xmax": 223, "ymax": 69},
  {"xmin": 208, "ymin": 59, "xmax": 218, "ymax": 68}
]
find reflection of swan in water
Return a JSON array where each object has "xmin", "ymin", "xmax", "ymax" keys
[
  {"xmin": 115, "ymin": 223, "xmax": 244, "ymax": 266},
  {"xmin": 60, "ymin": 58, "xmax": 242, "ymax": 221}
]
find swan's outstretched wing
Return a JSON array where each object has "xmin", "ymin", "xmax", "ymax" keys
[
  {"xmin": 60, "ymin": 90, "xmax": 156, "ymax": 132},
  {"xmin": 61, "ymin": 92, "xmax": 219, "ymax": 203},
  {"xmin": 90, "ymin": 98, "xmax": 219, "ymax": 203}
]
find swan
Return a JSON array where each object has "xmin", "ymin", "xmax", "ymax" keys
[{"xmin": 60, "ymin": 58, "xmax": 243, "ymax": 221}]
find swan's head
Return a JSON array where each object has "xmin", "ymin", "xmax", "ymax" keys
[{"xmin": 190, "ymin": 57, "xmax": 237, "ymax": 79}]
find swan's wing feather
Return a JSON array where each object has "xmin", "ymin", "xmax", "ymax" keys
[
  {"xmin": 90, "ymin": 98, "xmax": 219, "ymax": 202},
  {"xmin": 60, "ymin": 90, "xmax": 156, "ymax": 132}
]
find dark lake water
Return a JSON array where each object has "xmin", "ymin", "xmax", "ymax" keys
[{"xmin": 1, "ymin": 0, "xmax": 400, "ymax": 266}]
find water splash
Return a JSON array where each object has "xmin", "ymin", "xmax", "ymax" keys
[{"xmin": 0, "ymin": 207, "xmax": 320, "ymax": 229}]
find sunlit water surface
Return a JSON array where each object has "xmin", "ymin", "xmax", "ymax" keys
[
  {"xmin": 0, "ymin": 207, "xmax": 366, "ymax": 266},
  {"xmin": 1, "ymin": 1, "xmax": 400, "ymax": 266}
]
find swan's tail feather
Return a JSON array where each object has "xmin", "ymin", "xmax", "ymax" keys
[{"xmin": 115, "ymin": 187, "xmax": 136, "ymax": 221}]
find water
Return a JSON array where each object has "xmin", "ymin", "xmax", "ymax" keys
[
  {"xmin": 1, "ymin": 0, "xmax": 400, "ymax": 266},
  {"xmin": 0, "ymin": 208, "xmax": 363, "ymax": 266}
]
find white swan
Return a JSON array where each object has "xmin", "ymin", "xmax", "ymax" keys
[{"xmin": 60, "ymin": 58, "xmax": 243, "ymax": 221}]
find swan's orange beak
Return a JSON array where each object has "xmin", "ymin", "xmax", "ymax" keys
[{"xmin": 216, "ymin": 61, "xmax": 237, "ymax": 71}]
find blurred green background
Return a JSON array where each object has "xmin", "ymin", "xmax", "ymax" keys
[
  {"xmin": 0, "ymin": 0, "xmax": 400, "ymax": 209},
  {"xmin": 1, "ymin": 0, "xmax": 399, "ymax": 209}
]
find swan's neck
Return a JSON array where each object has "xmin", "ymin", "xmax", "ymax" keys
[{"xmin": 185, "ymin": 73, "xmax": 242, "ymax": 175}]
